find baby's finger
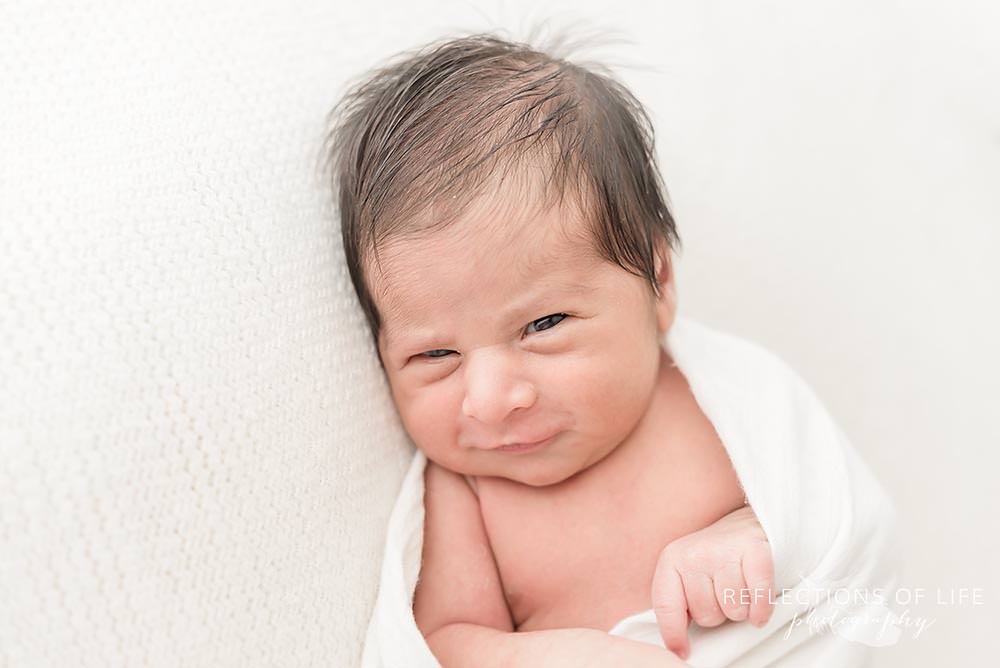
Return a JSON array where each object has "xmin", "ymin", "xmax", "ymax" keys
[
  {"xmin": 713, "ymin": 559, "xmax": 749, "ymax": 622},
  {"xmin": 742, "ymin": 540, "xmax": 775, "ymax": 627},
  {"xmin": 683, "ymin": 571, "xmax": 727, "ymax": 628},
  {"xmin": 652, "ymin": 562, "xmax": 690, "ymax": 660}
]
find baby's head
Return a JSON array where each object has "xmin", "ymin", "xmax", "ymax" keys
[{"xmin": 326, "ymin": 33, "xmax": 681, "ymax": 486}]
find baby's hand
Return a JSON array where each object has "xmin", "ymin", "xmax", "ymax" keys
[{"xmin": 651, "ymin": 504, "xmax": 774, "ymax": 660}]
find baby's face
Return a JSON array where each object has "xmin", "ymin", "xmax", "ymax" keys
[{"xmin": 370, "ymin": 199, "xmax": 675, "ymax": 487}]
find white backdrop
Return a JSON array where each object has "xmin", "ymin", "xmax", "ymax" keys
[{"xmin": 1, "ymin": 1, "xmax": 996, "ymax": 666}]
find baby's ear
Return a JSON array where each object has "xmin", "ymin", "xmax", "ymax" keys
[{"xmin": 653, "ymin": 240, "xmax": 677, "ymax": 334}]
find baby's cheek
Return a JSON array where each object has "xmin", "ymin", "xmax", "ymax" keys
[
  {"xmin": 564, "ymin": 355, "xmax": 652, "ymax": 431},
  {"xmin": 398, "ymin": 388, "xmax": 455, "ymax": 450},
  {"xmin": 557, "ymin": 357, "xmax": 615, "ymax": 409}
]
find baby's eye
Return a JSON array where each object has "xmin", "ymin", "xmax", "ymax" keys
[
  {"xmin": 411, "ymin": 315, "xmax": 567, "ymax": 361},
  {"xmin": 419, "ymin": 349, "xmax": 455, "ymax": 359},
  {"xmin": 525, "ymin": 313, "xmax": 567, "ymax": 335}
]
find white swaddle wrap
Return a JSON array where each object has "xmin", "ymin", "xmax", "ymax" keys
[{"xmin": 362, "ymin": 315, "xmax": 899, "ymax": 667}]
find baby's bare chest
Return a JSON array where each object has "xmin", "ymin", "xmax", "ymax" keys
[{"xmin": 477, "ymin": 413, "xmax": 746, "ymax": 632}]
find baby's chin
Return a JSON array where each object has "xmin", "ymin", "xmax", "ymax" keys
[
  {"xmin": 500, "ymin": 469, "xmax": 575, "ymax": 488},
  {"xmin": 419, "ymin": 451, "xmax": 569, "ymax": 487},
  {"xmin": 467, "ymin": 458, "xmax": 594, "ymax": 489}
]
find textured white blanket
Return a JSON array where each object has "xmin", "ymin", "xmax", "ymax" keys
[{"xmin": 362, "ymin": 315, "xmax": 899, "ymax": 667}]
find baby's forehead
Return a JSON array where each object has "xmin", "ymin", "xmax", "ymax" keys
[
  {"xmin": 374, "ymin": 203, "xmax": 595, "ymax": 286},
  {"xmin": 370, "ymin": 203, "xmax": 603, "ymax": 331}
]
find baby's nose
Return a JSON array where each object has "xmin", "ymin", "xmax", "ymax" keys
[{"xmin": 460, "ymin": 348, "xmax": 537, "ymax": 426}]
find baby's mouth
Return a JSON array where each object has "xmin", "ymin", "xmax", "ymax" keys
[{"xmin": 493, "ymin": 432, "xmax": 559, "ymax": 454}]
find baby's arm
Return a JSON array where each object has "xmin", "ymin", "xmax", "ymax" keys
[
  {"xmin": 416, "ymin": 462, "xmax": 687, "ymax": 667},
  {"xmin": 651, "ymin": 504, "xmax": 775, "ymax": 660}
]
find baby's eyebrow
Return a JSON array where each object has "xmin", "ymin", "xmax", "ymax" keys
[
  {"xmin": 500, "ymin": 280, "xmax": 596, "ymax": 321},
  {"xmin": 382, "ymin": 279, "xmax": 596, "ymax": 352},
  {"xmin": 382, "ymin": 330, "xmax": 406, "ymax": 352},
  {"xmin": 379, "ymin": 324, "xmax": 409, "ymax": 353}
]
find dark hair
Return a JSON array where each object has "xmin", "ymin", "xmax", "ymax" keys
[{"xmin": 324, "ymin": 30, "xmax": 679, "ymax": 353}]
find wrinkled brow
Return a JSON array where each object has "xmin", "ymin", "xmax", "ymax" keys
[{"xmin": 379, "ymin": 279, "xmax": 597, "ymax": 352}]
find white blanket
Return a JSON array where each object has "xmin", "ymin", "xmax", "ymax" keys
[{"xmin": 362, "ymin": 315, "xmax": 900, "ymax": 667}]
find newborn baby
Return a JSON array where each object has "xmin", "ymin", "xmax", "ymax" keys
[{"xmin": 328, "ymin": 34, "xmax": 778, "ymax": 666}]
